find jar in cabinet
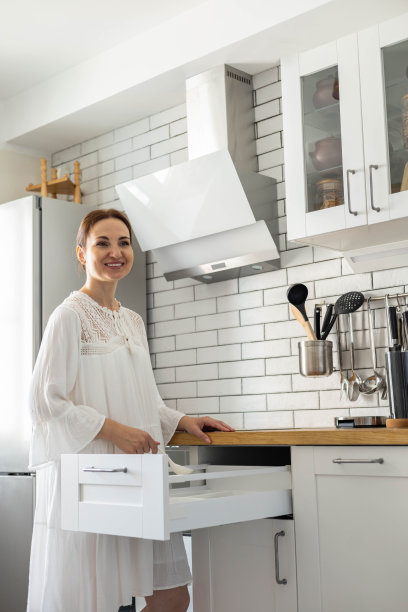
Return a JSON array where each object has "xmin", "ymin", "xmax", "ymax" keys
[{"xmin": 315, "ymin": 178, "xmax": 343, "ymax": 209}]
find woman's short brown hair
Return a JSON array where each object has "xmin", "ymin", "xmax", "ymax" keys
[{"xmin": 76, "ymin": 208, "xmax": 132, "ymax": 249}]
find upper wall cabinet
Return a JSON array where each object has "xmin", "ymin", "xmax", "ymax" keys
[{"xmin": 281, "ymin": 13, "xmax": 408, "ymax": 253}]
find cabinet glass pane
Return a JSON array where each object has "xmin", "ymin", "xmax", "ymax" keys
[
  {"xmin": 382, "ymin": 39, "xmax": 408, "ymax": 195},
  {"xmin": 302, "ymin": 67, "xmax": 344, "ymax": 213}
]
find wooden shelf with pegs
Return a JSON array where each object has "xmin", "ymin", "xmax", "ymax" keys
[{"xmin": 26, "ymin": 158, "xmax": 82, "ymax": 203}]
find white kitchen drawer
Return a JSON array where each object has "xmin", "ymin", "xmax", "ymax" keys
[
  {"xmin": 61, "ymin": 454, "xmax": 292, "ymax": 540},
  {"xmin": 313, "ymin": 446, "xmax": 408, "ymax": 477}
]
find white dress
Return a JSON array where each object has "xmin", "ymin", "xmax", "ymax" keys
[{"xmin": 27, "ymin": 291, "xmax": 192, "ymax": 612}]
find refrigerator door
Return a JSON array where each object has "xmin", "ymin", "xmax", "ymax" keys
[
  {"xmin": 0, "ymin": 197, "xmax": 37, "ymax": 471},
  {"xmin": 0, "ymin": 475, "xmax": 35, "ymax": 612}
]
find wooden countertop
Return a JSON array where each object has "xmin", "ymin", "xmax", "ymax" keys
[{"xmin": 169, "ymin": 428, "xmax": 408, "ymax": 446}]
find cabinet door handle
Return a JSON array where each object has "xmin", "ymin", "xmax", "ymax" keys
[
  {"xmin": 83, "ymin": 466, "xmax": 128, "ymax": 473},
  {"xmin": 274, "ymin": 530, "xmax": 287, "ymax": 585},
  {"xmin": 346, "ymin": 169, "xmax": 358, "ymax": 216},
  {"xmin": 332, "ymin": 458, "xmax": 384, "ymax": 464},
  {"xmin": 369, "ymin": 164, "xmax": 381, "ymax": 212}
]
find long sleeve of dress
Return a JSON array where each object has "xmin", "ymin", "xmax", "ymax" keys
[
  {"xmin": 29, "ymin": 305, "xmax": 106, "ymax": 469},
  {"xmin": 134, "ymin": 311, "xmax": 185, "ymax": 445}
]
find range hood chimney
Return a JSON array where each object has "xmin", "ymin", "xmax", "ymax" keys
[{"xmin": 116, "ymin": 65, "xmax": 280, "ymax": 283}]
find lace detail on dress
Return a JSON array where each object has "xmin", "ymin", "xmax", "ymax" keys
[{"xmin": 63, "ymin": 292, "xmax": 147, "ymax": 355}]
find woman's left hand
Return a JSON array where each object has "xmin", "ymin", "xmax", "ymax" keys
[{"xmin": 177, "ymin": 415, "xmax": 235, "ymax": 444}]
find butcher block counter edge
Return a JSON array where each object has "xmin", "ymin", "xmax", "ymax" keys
[{"xmin": 169, "ymin": 428, "xmax": 408, "ymax": 446}]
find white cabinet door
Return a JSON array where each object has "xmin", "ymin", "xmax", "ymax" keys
[
  {"xmin": 292, "ymin": 446, "xmax": 408, "ymax": 612},
  {"xmin": 192, "ymin": 519, "xmax": 297, "ymax": 612},
  {"xmin": 359, "ymin": 13, "xmax": 408, "ymax": 224},
  {"xmin": 61, "ymin": 454, "xmax": 292, "ymax": 540},
  {"xmin": 282, "ymin": 36, "xmax": 367, "ymax": 242}
]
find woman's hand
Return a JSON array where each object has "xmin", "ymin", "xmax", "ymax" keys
[
  {"xmin": 96, "ymin": 418, "xmax": 160, "ymax": 454},
  {"xmin": 177, "ymin": 415, "xmax": 235, "ymax": 444}
]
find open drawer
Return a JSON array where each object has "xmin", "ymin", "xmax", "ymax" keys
[{"xmin": 61, "ymin": 453, "xmax": 292, "ymax": 540}]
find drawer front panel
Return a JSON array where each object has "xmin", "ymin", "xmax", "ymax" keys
[
  {"xmin": 314, "ymin": 446, "xmax": 408, "ymax": 477},
  {"xmin": 62, "ymin": 455, "xmax": 292, "ymax": 541}
]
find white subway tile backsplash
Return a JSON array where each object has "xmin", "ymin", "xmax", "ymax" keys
[
  {"xmin": 115, "ymin": 147, "xmax": 150, "ymax": 171},
  {"xmin": 288, "ymin": 259, "xmax": 342, "ymax": 284},
  {"xmin": 254, "ymin": 100, "xmax": 280, "ymax": 122},
  {"xmin": 176, "ymin": 330, "xmax": 218, "ymax": 350},
  {"xmin": 178, "ymin": 397, "xmax": 220, "ymax": 414},
  {"xmin": 154, "ymin": 368, "xmax": 175, "ymax": 384},
  {"xmin": 154, "ymin": 286, "xmax": 194, "ymax": 308},
  {"xmin": 151, "ymin": 133, "xmax": 188, "ymax": 158},
  {"xmin": 240, "ymin": 304, "xmax": 288, "ymax": 326},
  {"xmin": 258, "ymin": 148, "xmax": 284, "ymax": 171},
  {"xmin": 243, "ymin": 376, "xmax": 291, "ymax": 394},
  {"xmin": 315, "ymin": 273, "xmax": 372, "ymax": 298},
  {"xmin": 220, "ymin": 395, "xmax": 267, "ymax": 413},
  {"xmin": 114, "ymin": 118, "xmax": 149, "ymax": 143},
  {"xmin": 293, "ymin": 408, "xmax": 349, "ymax": 428},
  {"xmin": 217, "ymin": 291, "xmax": 263, "ymax": 313},
  {"xmin": 150, "ymin": 104, "xmax": 186, "ymax": 129},
  {"xmin": 244, "ymin": 411, "xmax": 293, "ymax": 429},
  {"xmin": 99, "ymin": 139, "xmax": 132, "ymax": 163},
  {"xmin": 132, "ymin": 125, "xmax": 169, "ymax": 151},
  {"xmin": 197, "ymin": 344, "xmax": 241, "ymax": 364},
  {"xmin": 256, "ymin": 81, "xmax": 282, "ymax": 105},
  {"xmin": 253, "ymin": 67, "xmax": 279, "ymax": 90},
  {"xmin": 156, "ymin": 349, "xmax": 196, "ymax": 368},
  {"xmin": 292, "ymin": 374, "xmax": 337, "ymax": 392},
  {"xmin": 265, "ymin": 319, "xmax": 305, "ymax": 340},
  {"xmin": 198, "ymin": 379, "xmax": 241, "ymax": 397},
  {"xmin": 53, "ymin": 144, "xmax": 81, "ymax": 165},
  {"xmin": 158, "ymin": 382, "xmax": 196, "ymax": 399},
  {"xmin": 319, "ymin": 390, "xmax": 379, "ymax": 409},
  {"xmin": 256, "ymin": 133, "xmax": 281, "ymax": 155},
  {"xmin": 133, "ymin": 155, "xmax": 170, "ymax": 178},
  {"xmin": 155, "ymin": 318, "xmax": 195, "ymax": 337},
  {"xmin": 239, "ymin": 269, "xmax": 287, "ymax": 293},
  {"xmin": 266, "ymin": 356, "xmax": 298, "ymax": 375},
  {"xmin": 149, "ymin": 336, "xmax": 175, "ymax": 354},
  {"xmin": 147, "ymin": 305, "xmax": 174, "ymax": 323},
  {"xmin": 280, "ymin": 247, "xmax": 314, "ymax": 268},
  {"xmin": 147, "ymin": 276, "xmax": 174, "ymax": 293},
  {"xmin": 218, "ymin": 325, "xmax": 264, "ymax": 345},
  {"xmin": 175, "ymin": 298, "xmax": 216, "ymax": 319},
  {"xmin": 267, "ymin": 391, "xmax": 319, "ymax": 411},
  {"xmin": 211, "ymin": 412, "xmax": 244, "ymax": 429},
  {"xmin": 242, "ymin": 339, "xmax": 291, "ymax": 359},
  {"xmin": 99, "ymin": 168, "xmax": 132, "ymax": 190},
  {"xmin": 219, "ymin": 359, "xmax": 264, "ymax": 379},
  {"xmin": 260, "ymin": 165, "xmax": 283, "ymax": 182},
  {"xmin": 170, "ymin": 148, "xmax": 189, "ymax": 165},
  {"xmin": 195, "ymin": 279, "xmax": 238, "ymax": 300},
  {"xmin": 256, "ymin": 115, "xmax": 283, "ymax": 138},
  {"xmin": 82, "ymin": 132, "xmax": 114, "ymax": 155},
  {"xmin": 170, "ymin": 118, "xmax": 187, "ymax": 137},
  {"xmin": 373, "ymin": 267, "xmax": 408, "ymax": 288},
  {"xmin": 80, "ymin": 151, "xmax": 98, "ymax": 169},
  {"xmin": 176, "ymin": 363, "xmax": 218, "ymax": 382},
  {"xmin": 196, "ymin": 311, "xmax": 240, "ymax": 332}
]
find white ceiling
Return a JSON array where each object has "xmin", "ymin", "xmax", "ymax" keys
[
  {"xmin": 2, "ymin": 0, "xmax": 408, "ymax": 154},
  {"xmin": 0, "ymin": 0, "xmax": 205, "ymax": 98}
]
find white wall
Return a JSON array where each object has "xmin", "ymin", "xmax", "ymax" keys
[
  {"xmin": 0, "ymin": 149, "xmax": 42, "ymax": 205},
  {"xmin": 52, "ymin": 66, "xmax": 408, "ymax": 429}
]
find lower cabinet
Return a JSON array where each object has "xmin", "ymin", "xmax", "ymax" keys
[
  {"xmin": 292, "ymin": 446, "xmax": 408, "ymax": 612},
  {"xmin": 191, "ymin": 518, "xmax": 297, "ymax": 612}
]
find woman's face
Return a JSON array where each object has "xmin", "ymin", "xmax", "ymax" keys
[{"xmin": 77, "ymin": 217, "xmax": 134, "ymax": 283}]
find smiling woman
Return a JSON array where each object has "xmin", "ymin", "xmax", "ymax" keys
[{"xmin": 26, "ymin": 208, "xmax": 234, "ymax": 612}]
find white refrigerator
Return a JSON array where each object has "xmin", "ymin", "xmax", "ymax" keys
[{"xmin": 0, "ymin": 195, "xmax": 146, "ymax": 611}]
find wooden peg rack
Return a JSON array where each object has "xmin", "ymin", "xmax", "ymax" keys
[{"xmin": 26, "ymin": 158, "xmax": 82, "ymax": 204}]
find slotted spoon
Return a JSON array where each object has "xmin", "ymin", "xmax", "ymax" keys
[{"xmin": 359, "ymin": 297, "xmax": 386, "ymax": 396}]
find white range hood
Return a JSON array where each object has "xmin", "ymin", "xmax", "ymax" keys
[{"xmin": 115, "ymin": 65, "xmax": 280, "ymax": 283}]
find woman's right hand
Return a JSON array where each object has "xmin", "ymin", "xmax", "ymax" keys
[{"xmin": 95, "ymin": 418, "xmax": 160, "ymax": 454}]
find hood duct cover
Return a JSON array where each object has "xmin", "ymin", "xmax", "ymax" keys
[{"xmin": 115, "ymin": 65, "xmax": 280, "ymax": 283}]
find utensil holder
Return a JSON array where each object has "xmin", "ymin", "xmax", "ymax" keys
[
  {"xmin": 385, "ymin": 350, "xmax": 408, "ymax": 420},
  {"xmin": 298, "ymin": 340, "xmax": 333, "ymax": 377}
]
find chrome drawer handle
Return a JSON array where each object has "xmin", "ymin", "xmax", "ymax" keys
[
  {"xmin": 346, "ymin": 169, "xmax": 358, "ymax": 216},
  {"xmin": 83, "ymin": 466, "xmax": 128, "ymax": 473},
  {"xmin": 369, "ymin": 164, "xmax": 380, "ymax": 212},
  {"xmin": 274, "ymin": 530, "xmax": 287, "ymax": 585},
  {"xmin": 332, "ymin": 458, "xmax": 384, "ymax": 464}
]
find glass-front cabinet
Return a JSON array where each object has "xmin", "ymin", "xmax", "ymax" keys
[{"xmin": 282, "ymin": 11, "xmax": 408, "ymax": 247}]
